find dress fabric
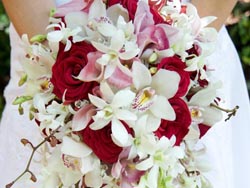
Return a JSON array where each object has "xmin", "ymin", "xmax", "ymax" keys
[{"xmin": 0, "ymin": 0, "xmax": 250, "ymax": 187}]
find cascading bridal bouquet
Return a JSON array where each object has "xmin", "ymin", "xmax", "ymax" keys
[{"xmin": 7, "ymin": 0, "xmax": 239, "ymax": 187}]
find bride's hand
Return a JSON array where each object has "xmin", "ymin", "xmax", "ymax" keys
[{"xmin": 191, "ymin": 0, "xmax": 237, "ymax": 30}]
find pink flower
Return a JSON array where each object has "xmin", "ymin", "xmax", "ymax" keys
[
  {"xmin": 133, "ymin": 1, "xmax": 173, "ymax": 56},
  {"xmin": 107, "ymin": 0, "xmax": 164, "ymax": 23},
  {"xmin": 55, "ymin": 0, "xmax": 93, "ymax": 17},
  {"xmin": 112, "ymin": 148, "xmax": 145, "ymax": 187}
]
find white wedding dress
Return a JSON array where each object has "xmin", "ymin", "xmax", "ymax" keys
[{"xmin": 0, "ymin": 0, "xmax": 250, "ymax": 187}]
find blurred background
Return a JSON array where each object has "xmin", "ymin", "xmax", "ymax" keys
[{"xmin": 0, "ymin": 1, "xmax": 249, "ymax": 118}]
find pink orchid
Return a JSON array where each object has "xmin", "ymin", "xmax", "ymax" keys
[
  {"xmin": 112, "ymin": 148, "xmax": 145, "ymax": 188},
  {"xmin": 107, "ymin": 67, "xmax": 133, "ymax": 89},
  {"xmin": 72, "ymin": 103, "xmax": 96, "ymax": 131},
  {"xmin": 134, "ymin": 1, "xmax": 179, "ymax": 57},
  {"xmin": 76, "ymin": 51, "xmax": 104, "ymax": 82},
  {"xmin": 55, "ymin": 0, "xmax": 92, "ymax": 17}
]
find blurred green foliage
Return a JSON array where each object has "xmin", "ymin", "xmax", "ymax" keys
[
  {"xmin": 0, "ymin": 2, "xmax": 249, "ymax": 118},
  {"xmin": 227, "ymin": 1, "xmax": 250, "ymax": 93},
  {"xmin": 227, "ymin": 2, "xmax": 250, "ymax": 67},
  {"xmin": 0, "ymin": 2, "xmax": 10, "ymax": 119}
]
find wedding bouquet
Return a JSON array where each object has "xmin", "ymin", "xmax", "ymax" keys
[{"xmin": 8, "ymin": 0, "xmax": 238, "ymax": 187}]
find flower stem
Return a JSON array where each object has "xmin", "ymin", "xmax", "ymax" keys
[
  {"xmin": 5, "ymin": 126, "xmax": 61, "ymax": 188},
  {"xmin": 179, "ymin": 159, "xmax": 200, "ymax": 177},
  {"xmin": 210, "ymin": 103, "xmax": 239, "ymax": 121}
]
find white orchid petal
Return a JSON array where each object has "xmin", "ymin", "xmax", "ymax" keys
[
  {"xmin": 80, "ymin": 156, "xmax": 96, "ymax": 174},
  {"xmin": 152, "ymin": 69, "xmax": 180, "ymax": 99},
  {"xmin": 150, "ymin": 96, "xmax": 176, "ymax": 121},
  {"xmin": 47, "ymin": 31, "xmax": 64, "ymax": 42},
  {"xmin": 60, "ymin": 169, "xmax": 83, "ymax": 187},
  {"xmin": 97, "ymin": 54, "xmax": 111, "ymax": 66},
  {"xmin": 119, "ymin": 49, "xmax": 140, "ymax": 60},
  {"xmin": 133, "ymin": 115, "xmax": 148, "ymax": 135},
  {"xmin": 136, "ymin": 157, "xmax": 154, "ymax": 171},
  {"xmin": 100, "ymin": 81, "xmax": 115, "ymax": 103},
  {"xmin": 110, "ymin": 30, "xmax": 125, "ymax": 50},
  {"xmin": 65, "ymin": 11, "xmax": 88, "ymax": 29},
  {"xmin": 46, "ymin": 23, "xmax": 61, "ymax": 30},
  {"xmin": 148, "ymin": 165, "xmax": 159, "ymax": 188},
  {"xmin": 97, "ymin": 23, "xmax": 117, "ymax": 37},
  {"xmin": 132, "ymin": 61, "xmax": 152, "ymax": 90},
  {"xmin": 61, "ymin": 136, "xmax": 92, "ymax": 158},
  {"xmin": 112, "ymin": 89, "xmax": 135, "ymax": 108},
  {"xmin": 89, "ymin": 118, "xmax": 110, "ymax": 130},
  {"xmin": 202, "ymin": 107, "xmax": 223, "ymax": 125},
  {"xmin": 184, "ymin": 124, "xmax": 200, "ymax": 140},
  {"xmin": 189, "ymin": 82, "xmax": 222, "ymax": 106},
  {"xmin": 88, "ymin": 0, "xmax": 106, "ymax": 20},
  {"xmin": 146, "ymin": 114, "xmax": 161, "ymax": 132},
  {"xmin": 116, "ymin": 61, "xmax": 133, "ymax": 77},
  {"xmin": 107, "ymin": 4, "xmax": 129, "ymax": 23},
  {"xmin": 65, "ymin": 39, "xmax": 72, "ymax": 51},
  {"xmin": 85, "ymin": 169, "xmax": 102, "ymax": 188},
  {"xmin": 115, "ymin": 109, "xmax": 137, "ymax": 121},
  {"xmin": 88, "ymin": 94, "xmax": 107, "ymax": 109},
  {"xmin": 111, "ymin": 118, "xmax": 129, "ymax": 147},
  {"xmin": 104, "ymin": 63, "xmax": 116, "ymax": 79},
  {"xmin": 91, "ymin": 41, "xmax": 109, "ymax": 53}
]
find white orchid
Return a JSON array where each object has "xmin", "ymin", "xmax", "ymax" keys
[
  {"xmin": 136, "ymin": 136, "xmax": 185, "ymax": 188},
  {"xmin": 61, "ymin": 136, "xmax": 103, "ymax": 187},
  {"xmin": 185, "ymin": 55, "xmax": 208, "ymax": 80},
  {"xmin": 128, "ymin": 115, "xmax": 159, "ymax": 160},
  {"xmin": 47, "ymin": 21, "xmax": 82, "ymax": 51},
  {"xmin": 88, "ymin": 82, "xmax": 136, "ymax": 147},
  {"xmin": 185, "ymin": 82, "xmax": 223, "ymax": 140},
  {"xmin": 92, "ymin": 16, "xmax": 139, "ymax": 79},
  {"xmin": 33, "ymin": 93, "xmax": 70, "ymax": 134},
  {"xmin": 131, "ymin": 61, "xmax": 180, "ymax": 130},
  {"xmin": 40, "ymin": 147, "xmax": 83, "ymax": 188}
]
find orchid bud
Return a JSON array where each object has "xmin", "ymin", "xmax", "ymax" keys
[
  {"xmin": 30, "ymin": 34, "xmax": 47, "ymax": 43},
  {"xmin": 18, "ymin": 104, "xmax": 24, "ymax": 115},
  {"xmin": 148, "ymin": 52, "xmax": 158, "ymax": 64},
  {"xmin": 13, "ymin": 96, "xmax": 33, "ymax": 105},
  {"xmin": 18, "ymin": 74, "xmax": 27, "ymax": 86}
]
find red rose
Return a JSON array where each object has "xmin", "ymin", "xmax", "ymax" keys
[
  {"xmin": 198, "ymin": 123, "xmax": 211, "ymax": 138},
  {"xmin": 51, "ymin": 41, "xmax": 97, "ymax": 102},
  {"xmin": 79, "ymin": 122, "xmax": 123, "ymax": 164},
  {"xmin": 108, "ymin": 0, "xmax": 137, "ymax": 20},
  {"xmin": 189, "ymin": 66, "xmax": 209, "ymax": 88},
  {"xmin": 157, "ymin": 56, "xmax": 190, "ymax": 98},
  {"xmin": 107, "ymin": 0, "xmax": 164, "ymax": 23},
  {"xmin": 154, "ymin": 98, "xmax": 191, "ymax": 145}
]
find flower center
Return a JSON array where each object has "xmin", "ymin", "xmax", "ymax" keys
[
  {"xmin": 189, "ymin": 106, "xmax": 204, "ymax": 124},
  {"xmin": 39, "ymin": 77, "xmax": 52, "ymax": 92},
  {"xmin": 62, "ymin": 154, "xmax": 81, "ymax": 171},
  {"xmin": 132, "ymin": 87, "xmax": 156, "ymax": 112},
  {"xmin": 96, "ymin": 106, "xmax": 113, "ymax": 120}
]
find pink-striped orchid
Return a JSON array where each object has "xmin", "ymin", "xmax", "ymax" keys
[{"xmin": 132, "ymin": 61, "xmax": 180, "ymax": 130}]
